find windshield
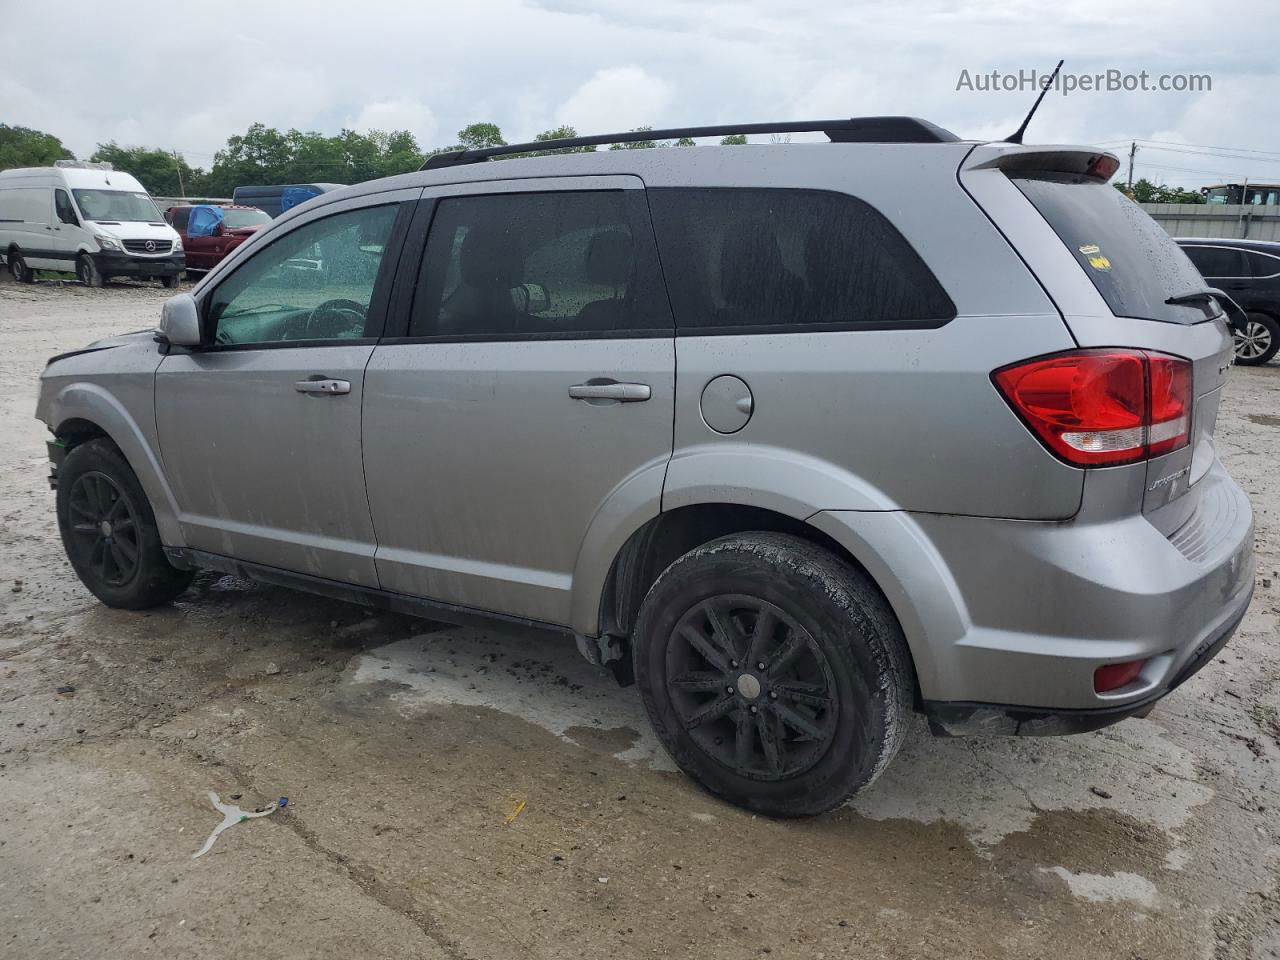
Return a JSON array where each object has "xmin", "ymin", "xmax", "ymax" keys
[
  {"xmin": 223, "ymin": 208, "xmax": 271, "ymax": 229},
  {"xmin": 1011, "ymin": 174, "xmax": 1209, "ymax": 325},
  {"xmin": 72, "ymin": 189, "xmax": 162, "ymax": 223}
]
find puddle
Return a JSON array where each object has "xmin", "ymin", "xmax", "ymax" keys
[{"xmin": 349, "ymin": 626, "xmax": 675, "ymax": 769}]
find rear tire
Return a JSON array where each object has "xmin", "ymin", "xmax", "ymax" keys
[
  {"xmin": 76, "ymin": 253, "xmax": 104, "ymax": 288},
  {"xmin": 9, "ymin": 253, "xmax": 34, "ymax": 283},
  {"xmin": 1234, "ymin": 313, "xmax": 1279, "ymax": 366},
  {"xmin": 632, "ymin": 532, "xmax": 913, "ymax": 817},
  {"xmin": 56, "ymin": 439, "xmax": 193, "ymax": 609}
]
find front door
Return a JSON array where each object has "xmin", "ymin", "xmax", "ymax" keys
[
  {"xmin": 155, "ymin": 193, "xmax": 415, "ymax": 586},
  {"xmin": 362, "ymin": 177, "xmax": 675, "ymax": 625}
]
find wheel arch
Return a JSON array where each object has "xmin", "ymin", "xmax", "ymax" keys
[
  {"xmin": 45, "ymin": 384, "xmax": 185, "ymax": 547},
  {"xmin": 584, "ymin": 501, "xmax": 930, "ymax": 708}
]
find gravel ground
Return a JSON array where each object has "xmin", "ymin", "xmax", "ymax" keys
[{"xmin": 1, "ymin": 276, "xmax": 1278, "ymax": 960}]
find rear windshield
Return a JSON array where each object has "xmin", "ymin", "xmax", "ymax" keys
[
  {"xmin": 1011, "ymin": 174, "xmax": 1208, "ymax": 324},
  {"xmin": 223, "ymin": 208, "xmax": 271, "ymax": 228}
]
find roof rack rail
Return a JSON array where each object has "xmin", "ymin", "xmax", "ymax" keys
[{"xmin": 420, "ymin": 116, "xmax": 959, "ymax": 170}]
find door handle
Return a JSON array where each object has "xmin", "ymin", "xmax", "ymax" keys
[
  {"xmin": 568, "ymin": 382, "xmax": 651, "ymax": 402},
  {"xmin": 295, "ymin": 378, "xmax": 351, "ymax": 395}
]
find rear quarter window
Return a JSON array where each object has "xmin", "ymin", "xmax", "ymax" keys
[
  {"xmin": 1012, "ymin": 174, "xmax": 1207, "ymax": 324},
  {"xmin": 647, "ymin": 188, "xmax": 954, "ymax": 333}
]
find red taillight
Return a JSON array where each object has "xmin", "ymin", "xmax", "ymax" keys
[
  {"xmin": 1086, "ymin": 154, "xmax": 1121, "ymax": 181},
  {"xmin": 993, "ymin": 350, "xmax": 1192, "ymax": 467},
  {"xmin": 1094, "ymin": 658, "xmax": 1147, "ymax": 693}
]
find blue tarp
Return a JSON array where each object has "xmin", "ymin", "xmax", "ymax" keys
[
  {"xmin": 281, "ymin": 186, "xmax": 322, "ymax": 213},
  {"xmin": 187, "ymin": 205, "xmax": 224, "ymax": 238}
]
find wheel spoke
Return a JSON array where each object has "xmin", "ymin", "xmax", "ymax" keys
[
  {"xmin": 702, "ymin": 602, "xmax": 743, "ymax": 663},
  {"xmin": 773, "ymin": 701, "xmax": 826, "ymax": 741},
  {"xmin": 106, "ymin": 495, "xmax": 128, "ymax": 522},
  {"xmin": 773, "ymin": 680, "xmax": 832, "ymax": 709},
  {"xmin": 113, "ymin": 534, "xmax": 138, "ymax": 563},
  {"xmin": 684, "ymin": 693, "xmax": 736, "ymax": 730},
  {"xmin": 734, "ymin": 706, "xmax": 755, "ymax": 769},
  {"xmin": 70, "ymin": 500, "xmax": 96, "ymax": 522},
  {"xmin": 745, "ymin": 607, "xmax": 777, "ymax": 666},
  {"xmin": 679, "ymin": 625, "xmax": 732, "ymax": 674},
  {"xmin": 669, "ymin": 671, "xmax": 726, "ymax": 694},
  {"xmin": 756, "ymin": 709, "xmax": 783, "ymax": 776},
  {"xmin": 763, "ymin": 632, "xmax": 808, "ymax": 678},
  {"xmin": 70, "ymin": 521, "xmax": 98, "ymax": 535}
]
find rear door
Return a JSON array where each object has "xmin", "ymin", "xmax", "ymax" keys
[
  {"xmin": 362, "ymin": 176, "xmax": 675, "ymax": 626},
  {"xmin": 155, "ymin": 190, "xmax": 416, "ymax": 586}
]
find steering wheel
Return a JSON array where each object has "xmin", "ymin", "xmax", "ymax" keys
[{"xmin": 302, "ymin": 298, "xmax": 368, "ymax": 339}]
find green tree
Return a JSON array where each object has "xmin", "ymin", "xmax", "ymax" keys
[
  {"xmin": 89, "ymin": 143, "xmax": 202, "ymax": 197},
  {"xmin": 673, "ymin": 136, "xmax": 696, "ymax": 147},
  {"xmin": 719, "ymin": 134, "xmax": 747, "ymax": 145},
  {"xmin": 1117, "ymin": 178, "xmax": 1205, "ymax": 204},
  {"xmin": 529, "ymin": 125, "xmax": 596, "ymax": 156},
  {"xmin": 457, "ymin": 122, "xmax": 505, "ymax": 150},
  {"xmin": 0, "ymin": 123, "xmax": 74, "ymax": 170}
]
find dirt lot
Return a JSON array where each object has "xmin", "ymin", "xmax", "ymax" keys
[{"xmin": 1, "ymin": 277, "xmax": 1278, "ymax": 960}]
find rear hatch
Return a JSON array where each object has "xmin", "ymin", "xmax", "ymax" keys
[{"xmin": 961, "ymin": 145, "xmax": 1236, "ymax": 525}]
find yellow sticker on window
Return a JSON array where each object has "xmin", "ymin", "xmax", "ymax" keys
[{"xmin": 1088, "ymin": 255, "xmax": 1112, "ymax": 271}]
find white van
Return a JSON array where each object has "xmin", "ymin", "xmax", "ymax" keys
[{"xmin": 0, "ymin": 161, "xmax": 184, "ymax": 287}]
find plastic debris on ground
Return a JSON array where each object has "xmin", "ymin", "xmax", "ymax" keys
[{"xmin": 192, "ymin": 791, "xmax": 282, "ymax": 859}]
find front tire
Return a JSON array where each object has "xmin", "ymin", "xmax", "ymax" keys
[
  {"xmin": 161, "ymin": 274, "xmax": 180, "ymax": 289},
  {"xmin": 76, "ymin": 253, "xmax": 104, "ymax": 288},
  {"xmin": 56, "ymin": 439, "xmax": 193, "ymax": 609},
  {"xmin": 1234, "ymin": 313, "xmax": 1279, "ymax": 366},
  {"xmin": 9, "ymin": 253, "xmax": 35, "ymax": 283},
  {"xmin": 632, "ymin": 532, "xmax": 913, "ymax": 817}
]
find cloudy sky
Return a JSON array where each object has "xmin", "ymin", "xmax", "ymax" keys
[{"xmin": 3, "ymin": 0, "xmax": 1278, "ymax": 189}]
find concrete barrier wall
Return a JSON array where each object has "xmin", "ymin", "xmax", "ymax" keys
[{"xmin": 1140, "ymin": 203, "xmax": 1280, "ymax": 241}]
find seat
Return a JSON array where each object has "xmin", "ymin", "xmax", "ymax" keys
[
  {"xmin": 437, "ymin": 225, "xmax": 527, "ymax": 336},
  {"xmin": 574, "ymin": 229, "xmax": 635, "ymax": 331}
]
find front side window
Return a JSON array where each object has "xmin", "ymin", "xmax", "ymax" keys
[
  {"xmin": 71, "ymin": 189, "xmax": 161, "ymax": 223},
  {"xmin": 208, "ymin": 204, "xmax": 398, "ymax": 346},
  {"xmin": 1182, "ymin": 245, "xmax": 1247, "ymax": 279},
  {"xmin": 647, "ymin": 188, "xmax": 955, "ymax": 331},
  {"xmin": 54, "ymin": 189, "xmax": 78, "ymax": 225},
  {"xmin": 409, "ymin": 190, "xmax": 669, "ymax": 338}
]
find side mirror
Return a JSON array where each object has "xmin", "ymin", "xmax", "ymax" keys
[
  {"xmin": 158, "ymin": 293, "xmax": 203, "ymax": 348},
  {"xmin": 212, "ymin": 222, "xmax": 226, "ymax": 237}
]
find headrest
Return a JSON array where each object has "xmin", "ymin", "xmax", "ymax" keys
[
  {"xmin": 583, "ymin": 229, "xmax": 633, "ymax": 286},
  {"xmin": 459, "ymin": 225, "xmax": 522, "ymax": 289}
]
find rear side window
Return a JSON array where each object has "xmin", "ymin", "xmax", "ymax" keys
[
  {"xmin": 1012, "ymin": 175, "xmax": 1207, "ymax": 324},
  {"xmin": 1182, "ymin": 245, "xmax": 1247, "ymax": 279},
  {"xmin": 409, "ymin": 190, "xmax": 671, "ymax": 339},
  {"xmin": 1247, "ymin": 251, "xmax": 1280, "ymax": 278},
  {"xmin": 647, "ymin": 188, "xmax": 954, "ymax": 332}
]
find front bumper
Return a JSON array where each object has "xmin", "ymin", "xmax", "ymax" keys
[
  {"xmin": 92, "ymin": 251, "xmax": 185, "ymax": 276},
  {"xmin": 810, "ymin": 456, "xmax": 1256, "ymax": 729}
]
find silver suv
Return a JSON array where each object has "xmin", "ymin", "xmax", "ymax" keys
[{"xmin": 36, "ymin": 118, "xmax": 1256, "ymax": 816}]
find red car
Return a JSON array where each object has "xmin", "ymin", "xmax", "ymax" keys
[{"xmin": 164, "ymin": 204, "xmax": 272, "ymax": 273}]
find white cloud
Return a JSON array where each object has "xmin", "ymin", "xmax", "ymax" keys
[
  {"xmin": 349, "ymin": 100, "xmax": 438, "ymax": 142},
  {"xmin": 554, "ymin": 66, "xmax": 673, "ymax": 134}
]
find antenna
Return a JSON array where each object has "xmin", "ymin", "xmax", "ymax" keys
[{"xmin": 1005, "ymin": 59, "xmax": 1064, "ymax": 144}]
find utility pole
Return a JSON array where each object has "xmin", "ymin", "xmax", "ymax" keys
[
  {"xmin": 173, "ymin": 151, "xmax": 186, "ymax": 199},
  {"xmin": 1127, "ymin": 141, "xmax": 1136, "ymax": 193}
]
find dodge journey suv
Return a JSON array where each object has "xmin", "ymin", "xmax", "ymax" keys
[{"xmin": 36, "ymin": 118, "xmax": 1255, "ymax": 816}]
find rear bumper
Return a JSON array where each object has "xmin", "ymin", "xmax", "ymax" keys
[
  {"xmin": 93, "ymin": 251, "xmax": 185, "ymax": 276},
  {"xmin": 922, "ymin": 592, "xmax": 1250, "ymax": 735},
  {"xmin": 810, "ymin": 456, "xmax": 1256, "ymax": 725}
]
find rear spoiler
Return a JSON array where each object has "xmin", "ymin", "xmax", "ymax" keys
[{"xmin": 963, "ymin": 144, "xmax": 1122, "ymax": 183}]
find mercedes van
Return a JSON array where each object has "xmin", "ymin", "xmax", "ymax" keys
[{"xmin": 0, "ymin": 161, "xmax": 184, "ymax": 287}]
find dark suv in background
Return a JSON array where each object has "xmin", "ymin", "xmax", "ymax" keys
[{"xmin": 1177, "ymin": 237, "xmax": 1280, "ymax": 365}]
